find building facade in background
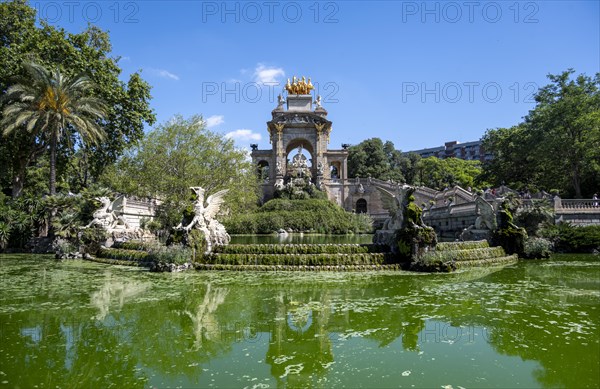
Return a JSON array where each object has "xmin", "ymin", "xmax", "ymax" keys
[{"xmin": 406, "ymin": 140, "xmax": 493, "ymax": 162}]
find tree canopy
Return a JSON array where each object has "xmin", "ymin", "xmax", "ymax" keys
[
  {"xmin": 415, "ymin": 157, "xmax": 485, "ymax": 190},
  {"xmin": 482, "ymin": 70, "xmax": 600, "ymax": 197},
  {"xmin": 348, "ymin": 138, "xmax": 414, "ymax": 182},
  {"xmin": 0, "ymin": 0, "xmax": 155, "ymax": 197},
  {"xmin": 347, "ymin": 137, "xmax": 484, "ymax": 190},
  {"xmin": 101, "ymin": 115, "xmax": 259, "ymax": 226},
  {"xmin": 2, "ymin": 62, "xmax": 107, "ymax": 195}
]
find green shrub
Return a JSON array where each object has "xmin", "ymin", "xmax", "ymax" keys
[
  {"xmin": 224, "ymin": 199, "xmax": 373, "ymax": 234},
  {"xmin": 186, "ymin": 229, "xmax": 207, "ymax": 260},
  {"xmin": 523, "ymin": 237, "xmax": 553, "ymax": 259},
  {"xmin": 514, "ymin": 199, "xmax": 554, "ymax": 236},
  {"xmin": 79, "ymin": 227, "xmax": 109, "ymax": 254},
  {"xmin": 492, "ymin": 226, "xmax": 528, "ymax": 256},
  {"xmin": 395, "ymin": 226, "xmax": 437, "ymax": 260},
  {"xmin": 148, "ymin": 244, "xmax": 192, "ymax": 265},
  {"xmin": 112, "ymin": 240, "xmax": 157, "ymax": 251},
  {"xmin": 549, "ymin": 224, "xmax": 600, "ymax": 253}
]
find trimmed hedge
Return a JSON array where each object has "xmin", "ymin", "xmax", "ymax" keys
[
  {"xmin": 87, "ymin": 256, "xmax": 148, "ymax": 267},
  {"xmin": 224, "ymin": 199, "xmax": 373, "ymax": 234},
  {"xmin": 112, "ymin": 241, "xmax": 156, "ymax": 251},
  {"xmin": 212, "ymin": 243, "xmax": 388, "ymax": 255},
  {"xmin": 204, "ymin": 253, "xmax": 394, "ymax": 266},
  {"xmin": 97, "ymin": 245, "xmax": 193, "ymax": 266},
  {"xmin": 97, "ymin": 248, "xmax": 150, "ymax": 262}
]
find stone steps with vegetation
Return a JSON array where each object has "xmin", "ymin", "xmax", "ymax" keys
[
  {"xmin": 435, "ymin": 240, "xmax": 490, "ymax": 251},
  {"xmin": 204, "ymin": 252, "xmax": 394, "ymax": 266},
  {"xmin": 453, "ymin": 255, "xmax": 518, "ymax": 269},
  {"xmin": 420, "ymin": 247, "xmax": 507, "ymax": 262},
  {"xmin": 211, "ymin": 244, "xmax": 389, "ymax": 255},
  {"xmin": 195, "ymin": 263, "xmax": 404, "ymax": 272},
  {"xmin": 414, "ymin": 240, "xmax": 518, "ymax": 272}
]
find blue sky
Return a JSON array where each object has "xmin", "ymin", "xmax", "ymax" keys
[{"xmin": 36, "ymin": 0, "xmax": 599, "ymax": 151}]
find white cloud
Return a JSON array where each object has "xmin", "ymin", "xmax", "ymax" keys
[
  {"xmin": 225, "ymin": 129, "xmax": 262, "ymax": 142},
  {"xmin": 253, "ymin": 64, "xmax": 285, "ymax": 84},
  {"xmin": 205, "ymin": 115, "xmax": 224, "ymax": 128},
  {"xmin": 148, "ymin": 68, "xmax": 180, "ymax": 81}
]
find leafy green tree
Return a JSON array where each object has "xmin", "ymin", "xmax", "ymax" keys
[
  {"xmin": 348, "ymin": 138, "xmax": 405, "ymax": 181},
  {"xmin": 482, "ymin": 70, "xmax": 600, "ymax": 197},
  {"xmin": 415, "ymin": 157, "xmax": 484, "ymax": 190},
  {"xmin": 0, "ymin": 0, "xmax": 155, "ymax": 197},
  {"xmin": 101, "ymin": 115, "xmax": 259, "ymax": 227},
  {"xmin": 526, "ymin": 70, "xmax": 600, "ymax": 198},
  {"xmin": 398, "ymin": 152, "xmax": 422, "ymax": 185},
  {"xmin": 2, "ymin": 62, "xmax": 107, "ymax": 195}
]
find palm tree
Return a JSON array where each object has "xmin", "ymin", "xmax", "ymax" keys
[{"xmin": 1, "ymin": 62, "xmax": 107, "ymax": 195}]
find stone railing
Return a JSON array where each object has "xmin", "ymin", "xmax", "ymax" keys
[{"xmin": 555, "ymin": 198, "xmax": 600, "ymax": 213}]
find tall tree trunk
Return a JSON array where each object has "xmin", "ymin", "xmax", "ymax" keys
[{"xmin": 49, "ymin": 131, "xmax": 57, "ymax": 195}]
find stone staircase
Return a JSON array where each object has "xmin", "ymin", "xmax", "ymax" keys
[
  {"xmin": 414, "ymin": 240, "xmax": 518, "ymax": 271},
  {"xmin": 198, "ymin": 244, "xmax": 399, "ymax": 271},
  {"xmin": 90, "ymin": 240, "xmax": 517, "ymax": 273}
]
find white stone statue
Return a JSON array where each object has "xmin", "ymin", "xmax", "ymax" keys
[
  {"xmin": 474, "ymin": 196, "xmax": 497, "ymax": 231},
  {"xmin": 86, "ymin": 197, "xmax": 131, "ymax": 230},
  {"xmin": 317, "ymin": 161, "xmax": 324, "ymax": 175},
  {"xmin": 274, "ymin": 178, "xmax": 285, "ymax": 190},
  {"xmin": 376, "ymin": 185, "xmax": 414, "ymax": 231},
  {"xmin": 314, "ymin": 95, "xmax": 322, "ymax": 108},
  {"xmin": 276, "ymin": 161, "xmax": 283, "ymax": 176},
  {"xmin": 85, "ymin": 196, "xmax": 150, "ymax": 242},
  {"xmin": 176, "ymin": 187, "xmax": 230, "ymax": 253}
]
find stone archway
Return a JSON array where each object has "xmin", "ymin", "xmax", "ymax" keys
[
  {"xmin": 257, "ymin": 160, "xmax": 270, "ymax": 182},
  {"xmin": 356, "ymin": 198, "xmax": 368, "ymax": 213}
]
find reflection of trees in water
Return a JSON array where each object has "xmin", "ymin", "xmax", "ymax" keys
[
  {"xmin": 3, "ymin": 258, "xmax": 598, "ymax": 388},
  {"xmin": 2, "ymin": 307, "xmax": 145, "ymax": 388}
]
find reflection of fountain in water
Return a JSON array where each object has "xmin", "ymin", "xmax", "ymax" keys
[
  {"xmin": 183, "ymin": 283, "xmax": 228, "ymax": 350},
  {"xmin": 91, "ymin": 273, "xmax": 150, "ymax": 321}
]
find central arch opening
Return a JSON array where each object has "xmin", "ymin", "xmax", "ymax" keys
[{"xmin": 285, "ymin": 138, "xmax": 314, "ymax": 174}]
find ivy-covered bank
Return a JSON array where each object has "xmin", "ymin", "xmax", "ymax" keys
[{"xmin": 223, "ymin": 199, "xmax": 373, "ymax": 234}]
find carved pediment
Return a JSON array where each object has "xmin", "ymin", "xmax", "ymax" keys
[{"xmin": 269, "ymin": 113, "xmax": 331, "ymax": 128}]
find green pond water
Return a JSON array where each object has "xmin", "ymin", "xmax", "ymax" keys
[{"xmin": 0, "ymin": 254, "xmax": 598, "ymax": 388}]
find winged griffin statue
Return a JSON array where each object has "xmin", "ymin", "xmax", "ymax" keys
[
  {"xmin": 375, "ymin": 184, "xmax": 418, "ymax": 231},
  {"xmin": 373, "ymin": 184, "xmax": 431, "ymax": 250},
  {"xmin": 86, "ymin": 196, "xmax": 131, "ymax": 230},
  {"xmin": 175, "ymin": 187, "xmax": 230, "ymax": 253}
]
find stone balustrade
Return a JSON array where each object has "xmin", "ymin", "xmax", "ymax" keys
[{"xmin": 557, "ymin": 198, "xmax": 599, "ymax": 212}]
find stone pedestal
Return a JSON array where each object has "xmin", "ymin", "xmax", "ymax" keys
[{"xmin": 287, "ymin": 95, "xmax": 313, "ymax": 112}]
